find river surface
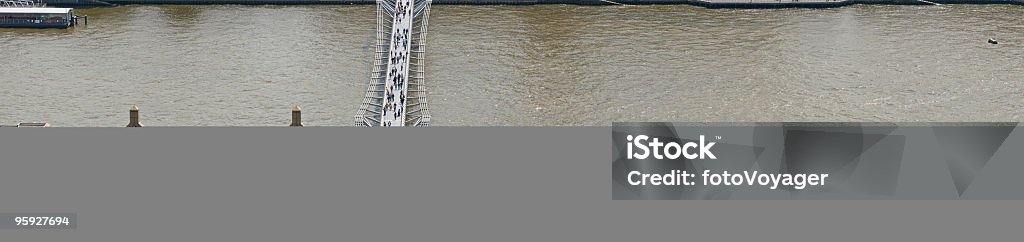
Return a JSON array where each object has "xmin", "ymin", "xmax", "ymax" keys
[{"xmin": 1, "ymin": 5, "xmax": 1022, "ymax": 126}]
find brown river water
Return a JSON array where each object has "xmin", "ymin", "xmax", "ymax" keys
[{"xmin": 1, "ymin": 4, "xmax": 1022, "ymax": 126}]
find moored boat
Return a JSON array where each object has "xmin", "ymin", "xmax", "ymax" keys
[
  {"xmin": 1, "ymin": 7, "xmax": 75, "ymax": 28},
  {"xmin": 1, "ymin": 0, "xmax": 75, "ymax": 29}
]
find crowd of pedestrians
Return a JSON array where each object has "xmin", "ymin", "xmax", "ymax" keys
[{"xmin": 381, "ymin": 0, "xmax": 414, "ymax": 127}]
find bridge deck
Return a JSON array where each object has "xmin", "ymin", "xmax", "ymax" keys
[
  {"xmin": 379, "ymin": 0, "xmax": 413, "ymax": 127},
  {"xmin": 355, "ymin": 0, "xmax": 432, "ymax": 127}
]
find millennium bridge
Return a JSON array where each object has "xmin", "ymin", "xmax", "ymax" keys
[{"xmin": 354, "ymin": 0, "xmax": 432, "ymax": 127}]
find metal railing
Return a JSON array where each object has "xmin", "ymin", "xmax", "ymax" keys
[
  {"xmin": 1, "ymin": 0, "xmax": 46, "ymax": 8},
  {"xmin": 0, "ymin": 18, "xmax": 68, "ymax": 26}
]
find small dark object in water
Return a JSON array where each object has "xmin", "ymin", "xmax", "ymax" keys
[{"xmin": 988, "ymin": 38, "xmax": 998, "ymax": 44}]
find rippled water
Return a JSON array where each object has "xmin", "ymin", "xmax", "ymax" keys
[{"xmin": 1, "ymin": 5, "xmax": 1022, "ymax": 126}]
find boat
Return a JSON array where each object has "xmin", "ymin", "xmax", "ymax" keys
[{"xmin": 1, "ymin": 0, "xmax": 75, "ymax": 29}]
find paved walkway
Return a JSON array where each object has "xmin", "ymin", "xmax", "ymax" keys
[{"xmin": 380, "ymin": 0, "xmax": 415, "ymax": 127}]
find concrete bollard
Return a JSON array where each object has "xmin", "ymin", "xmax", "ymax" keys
[
  {"xmin": 127, "ymin": 105, "xmax": 143, "ymax": 127},
  {"xmin": 290, "ymin": 105, "xmax": 303, "ymax": 127}
]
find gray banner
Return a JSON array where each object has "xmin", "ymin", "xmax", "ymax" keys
[{"xmin": 2, "ymin": 127, "xmax": 1024, "ymax": 241}]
